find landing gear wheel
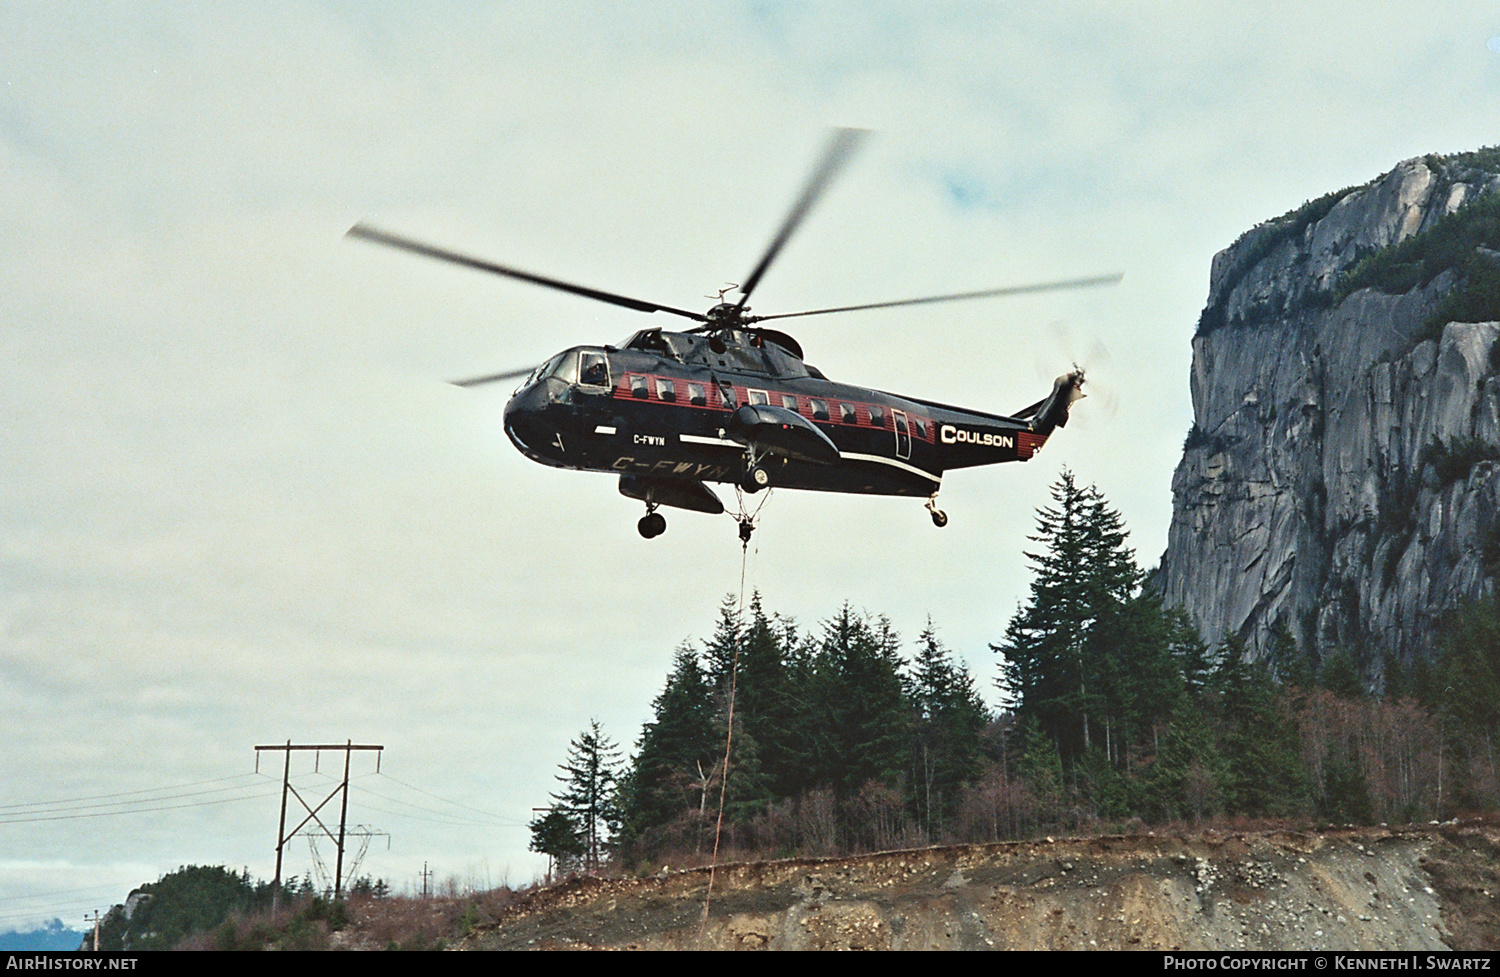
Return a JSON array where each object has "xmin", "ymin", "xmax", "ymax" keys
[
  {"xmin": 637, "ymin": 511, "xmax": 667, "ymax": 539},
  {"xmin": 740, "ymin": 465, "xmax": 769, "ymax": 493},
  {"xmin": 930, "ymin": 509, "xmax": 949, "ymax": 528}
]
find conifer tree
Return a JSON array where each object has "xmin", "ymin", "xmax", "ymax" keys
[
  {"xmin": 908, "ymin": 622, "xmax": 990, "ymax": 839},
  {"xmin": 1319, "ymin": 648, "xmax": 1366, "ymax": 698},
  {"xmin": 551, "ymin": 720, "xmax": 623, "ymax": 872},
  {"xmin": 995, "ymin": 470, "xmax": 1142, "ymax": 764},
  {"xmin": 1082, "ymin": 588, "xmax": 1185, "ymax": 768},
  {"xmin": 1171, "ymin": 606, "xmax": 1217, "ymax": 700},
  {"xmin": 1211, "ymin": 635, "xmax": 1309, "ymax": 815},
  {"xmin": 734, "ymin": 594, "xmax": 803, "ymax": 803},
  {"xmin": 529, "ymin": 809, "xmax": 585, "ymax": 879},
  {"xmin": 1431, "ymin": 597, "xmax": 1500, "ymax": 808},
  {"xmin": 1269, "ymin": 619, "xmax": 1314, "ymax": 690},
  {"xmin": 1144, "ymin": 697, "xmax": 1225, "ymax": 822},
  {"xmin": 807, "ymin": 606, "xmax": 911, "ymax": 796},
  {"xmin": 617, "ymin": 646, "xmax": 718, "ymax": 850},
  {"xmin": 702, "ymin": 595, "xmax": 743, "ymax": 692}
]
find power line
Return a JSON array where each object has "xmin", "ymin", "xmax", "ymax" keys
[
  {"xmin": 347, "ymin": 792, "xmax": 521, "ymax": 828},
  {"xmin": 0, "ymin": 773, "xmax": 264, "ymax": 811},
  {"xmin": 351, "ymin": 781, "xmax": 523, "ymax": 827},
  {"xmin": 0, "ymin": 881, "xmax": 140, "ymax": 905},
  {"xmin": 0, "ymin": 780, "xmax": 274, "ymax": 821},
  {"xmin": 0, "ymin": 790, "xmax": 278, "ymax": 824},
  {"xmin": 372, "ymin": 772, "xmax": 515, "ymax": 820}
]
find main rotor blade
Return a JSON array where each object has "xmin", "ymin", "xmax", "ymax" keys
[
  {"xmin": 735, "ymin": 127, "xmax": 867, "ymax": 311},
  {"xmin": 751, "ymin": 272, "xmax": 1124, "ymax": 321},
  {"xmin": 448, "ymin": 366, "xmax": 536, "ymax": 388},
  {"xmin": 347, "ymin": 224, "xmax": 709, "ymax": 323}
]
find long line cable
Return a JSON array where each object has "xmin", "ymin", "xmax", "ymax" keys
[{"xmin": 700, "ymin": 502, "xmax": 760, "ymax": 942}]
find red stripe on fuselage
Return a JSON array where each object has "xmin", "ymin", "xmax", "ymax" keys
[{"xmin": 611, "ymin": 372, "xmax": 937, "ymax": 442}]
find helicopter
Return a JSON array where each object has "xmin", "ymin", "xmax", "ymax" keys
[{"xmin": 349, "ymin": 129, "xmax": 1118, "ymax": 539}]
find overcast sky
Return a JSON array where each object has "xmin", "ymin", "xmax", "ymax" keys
[{"xmin": 4, "ymin": 2, "xmax": 1499, "ymax": 931}]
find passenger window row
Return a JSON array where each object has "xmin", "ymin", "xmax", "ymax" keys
[{"xmin": 619, "ymin": 375, "xmax": 929, "ymax": 437}]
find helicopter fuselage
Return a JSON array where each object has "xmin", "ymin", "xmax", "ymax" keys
[{"xmin": 502, "ymin": 328, "xmax": 1071, "ymax": 515}]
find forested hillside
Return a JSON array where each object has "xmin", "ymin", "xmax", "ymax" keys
[{"xmin": 534, "ymin": 471, "xmax": 1500, "ymax": 872}]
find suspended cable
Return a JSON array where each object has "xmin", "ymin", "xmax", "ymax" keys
[
  {"xmin": 700, "ymin": 506, "xmax": 761, "ymax": 943},
  {"xmin": 373, "ymin": 772, "xmax": 518, "ymax": 821},
  {"xmin": 349, "ymin": 783, "xmax": 524, "ymax": 827},
  {"xmin": 0, "ymin": 773, "xmax": 263, "ymax": 811},
  {"xmin": 0, "ymin": 881, "xmax": 134, "ymax": 905},
  {"xmin": 0, "ymin": 790, "xmax": 278, "ymax": 824},
  {"xmin": 0, "ymin": 781, "xmax": 272, "ymax": 820}
]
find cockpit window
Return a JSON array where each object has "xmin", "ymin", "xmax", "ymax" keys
[
  {"xmin": 519, "ymin": 351, "xmax": 570, "ymax": 390},
  {"xmin": 547, "ymin": 352, "xmax": 577, "ymax": 383},
  {"xmin": 578, "ymin": 351, "xmax": 609, "ymax": 388}
]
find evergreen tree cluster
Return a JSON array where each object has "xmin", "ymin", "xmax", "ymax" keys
[
  {"xmin": 545, "ymin": 470, "xmax": 1500, "ymax": 871},
  {"xmin": 91, "ymin": 864, "xmax": 393, "ymax": 950},
  {"xmin": 602, "ymin": 594, "xmax": 990, "ymax": 865}
]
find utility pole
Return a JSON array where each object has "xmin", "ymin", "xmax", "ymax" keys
[{"xmin": 255, "ymin": 740, "xmax": 383, "ymax": 904}]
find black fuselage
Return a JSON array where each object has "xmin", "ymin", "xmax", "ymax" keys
[{"xmin": 502, "ymin": 329, "xmax": 1051, "ymax": 500}]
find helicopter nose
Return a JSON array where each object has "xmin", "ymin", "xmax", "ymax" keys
[{"xmin": 502, "ymin": 383, "xmax": 550, "ymax": 454}]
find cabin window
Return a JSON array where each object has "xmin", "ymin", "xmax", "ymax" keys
[
  {"xmin": 781, "ymin": 394, "xmax": 799, "ymax": 412},
  {"xmin": 868, "ymin": 405, "xmax": 885, "ymax": 428},
  {"xmin": 656, "ymin": 378, "xmax": 676, "ymax": 402},
  {"xmin": 839, "ymin": 403, "xmax": 857, "ymax": 424},
  {"xmin": 748, "ymin": 389, "xmax": 769, "ymax": 406},
  {"xmin": 629, "ymin": 374, "xmax": 649, "ymax": 399},
  {"xmin": 810, "ymin": 399, "xmax": 829, "ymax": 421},
  {"xmin": 688, "ymin": 382, "xmax": 707, "ymax": 406},
  {"xmin": 578, "ymin": 351, "xmax": 609, "ymax": 388},
  {"xmin": 718, "ymin": 382, "xmax": 737, "ymax": 409},
  {"xmin": 914, "ymin": 418, "xmax": 928, "ymax": 440}
]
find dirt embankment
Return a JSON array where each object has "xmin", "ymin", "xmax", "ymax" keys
[{"xmin": 462, "ymin": 823, "xmax": 1500, "ymax": 950}]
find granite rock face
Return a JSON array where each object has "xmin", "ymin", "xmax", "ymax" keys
[{"xmin": 1158, "ymin": 153, "xmax": 1500, "ymax": 675}]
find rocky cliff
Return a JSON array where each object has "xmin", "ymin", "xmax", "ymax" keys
[{"xmin": 1158, "ymin": 149, "xmax": 1500, "ymax": 678}]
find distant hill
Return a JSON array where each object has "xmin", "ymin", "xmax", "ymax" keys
[{"xmin": 0, "ymin": 920, "xmax": 88, "ymax": 951}]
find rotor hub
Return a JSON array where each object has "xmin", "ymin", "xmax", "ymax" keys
[{"xmin": 706, "ymin": 302, "xmax": 748, "ymax": 327}]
